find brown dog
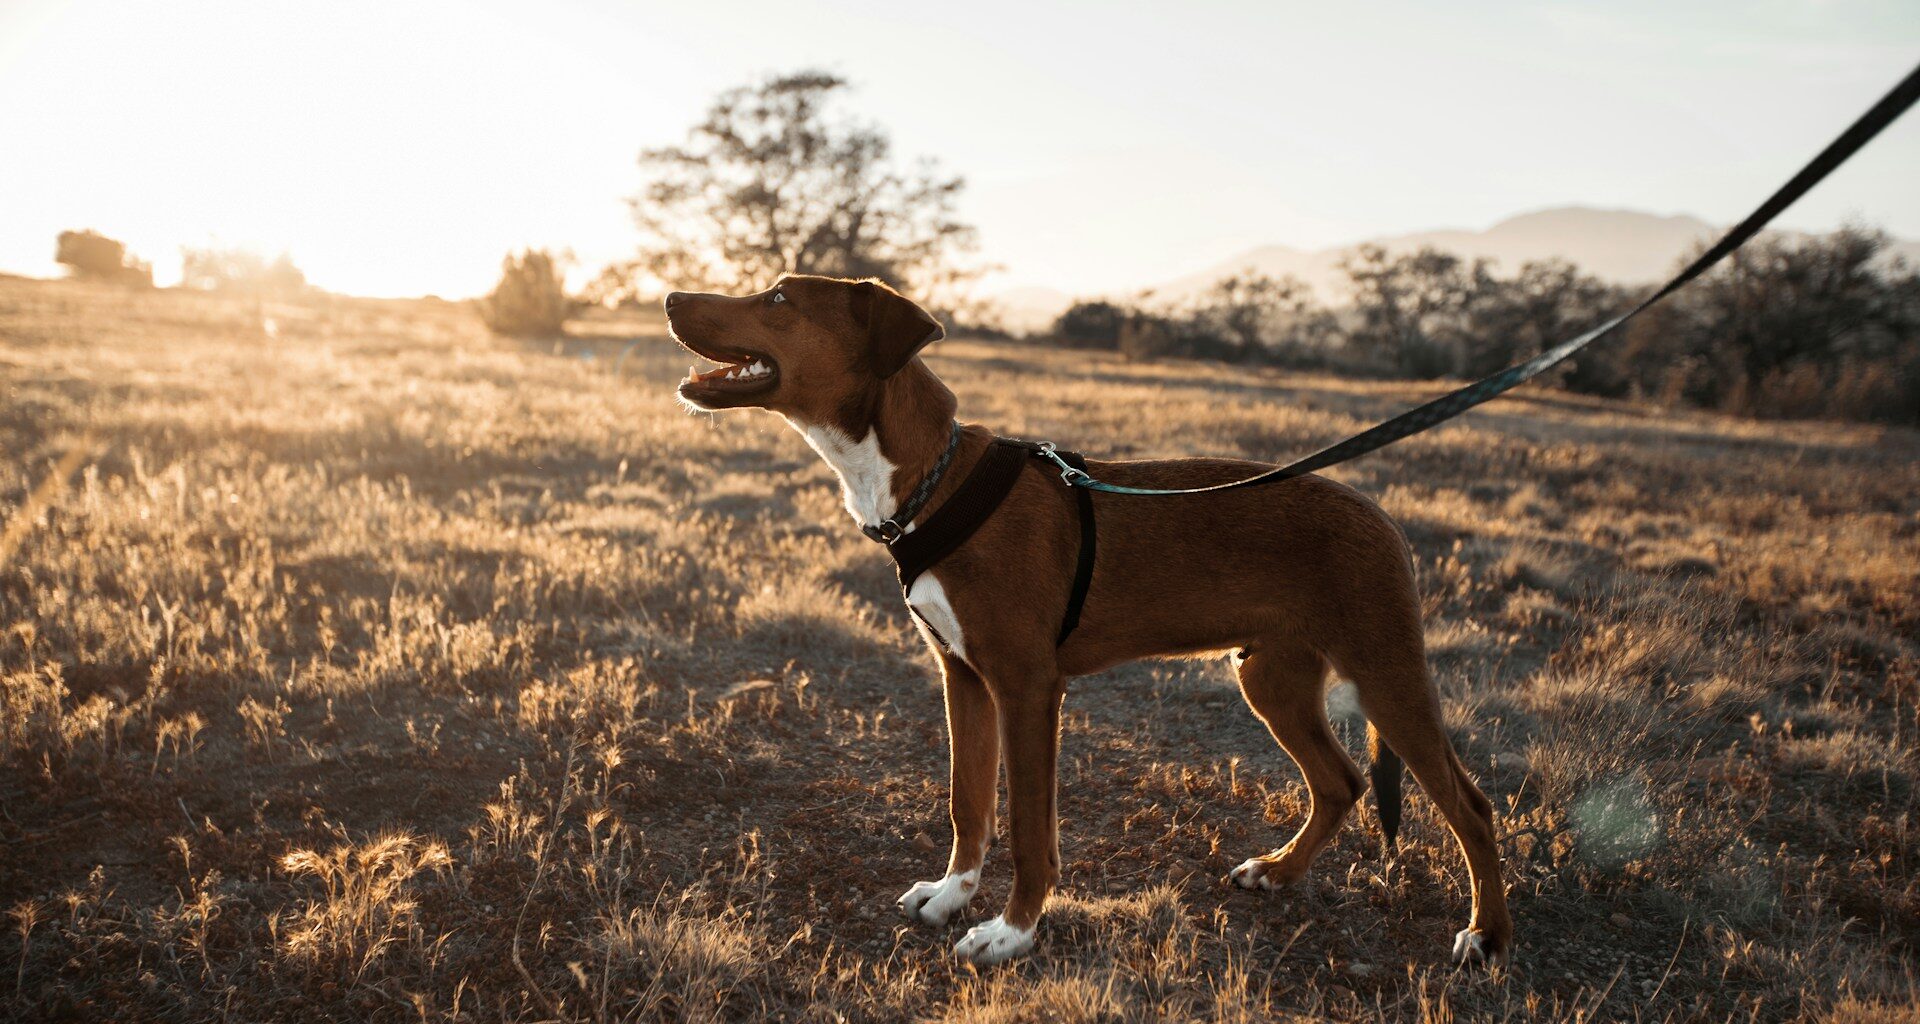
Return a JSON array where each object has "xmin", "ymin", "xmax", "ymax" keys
[{"xmin": 663, "ymin": 275, "xmax": 1511, "ymax": 967}]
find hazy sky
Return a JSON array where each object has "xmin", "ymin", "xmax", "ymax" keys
[{"xmin": 2, "ymin": 0, "xmax": 1916, "ymax": 298}]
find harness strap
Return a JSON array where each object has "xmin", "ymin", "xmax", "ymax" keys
[
  {"xmin": 888, "ymin": 438, "xmax": 1098, "ymax": 648},
  {"xmin": 1054, "ymin": 449, "xmax": 1096, "ymax": 644},
  {"xmin": 890, "ymin": 440, "xmax": 1031, "ymax": 594}
]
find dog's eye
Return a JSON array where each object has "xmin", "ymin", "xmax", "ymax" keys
[{"xmin": 770, "ymin": 291, "xmax": 787, "ymax": 304}]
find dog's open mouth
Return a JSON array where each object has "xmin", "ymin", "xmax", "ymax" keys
[{"xmin": 676, "ymin": 350, "xmax": 780, "ymax": 402}]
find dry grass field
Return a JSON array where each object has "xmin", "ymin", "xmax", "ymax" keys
[{"xmin": 3, "ymin": 275, "xmax": 1917, "ymax": 1022}]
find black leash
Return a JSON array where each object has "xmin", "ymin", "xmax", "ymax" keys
[{"xmin": 1032, "ymin": 60, "xmax": 1920, "ymax": 497}]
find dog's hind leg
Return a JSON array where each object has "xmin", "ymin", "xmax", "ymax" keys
[
  {"xmin": 899, "ymin": 654, "xmax": 998, "ymax": 927},
  {"xmin": 1229, "ymin": 642, "xmax": 1366, "ymax": 891},
  {"xmin": 1337, "ymin": 638, "xmax": 1513, "ymax": 966}
]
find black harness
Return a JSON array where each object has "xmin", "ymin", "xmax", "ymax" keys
[{"xmin": 865, "ymin": 428, "xmax": 1096, "ymax": 647}]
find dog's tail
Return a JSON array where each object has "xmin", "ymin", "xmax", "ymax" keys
[{"xmin": 1366, "ymin": 722, "xmax": 1403, "ymax": 852}]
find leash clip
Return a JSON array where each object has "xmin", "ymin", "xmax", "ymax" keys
[
  {"xmin": 862, "ymin": 519, "xmax": 905, "ymax": 545},
  {"xmin": 1035, "ymin": 442, "xmax": 1092, "ymax": 487}
]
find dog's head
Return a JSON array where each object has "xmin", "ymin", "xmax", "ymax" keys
[{"xmin": 664, "ymin": 275, "xmax": 943, "ymax": 421}]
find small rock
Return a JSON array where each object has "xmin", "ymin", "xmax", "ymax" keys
[
  {"xmin": 1495, "ymin": 752, "xmax": 1530, "ymax": 773},
  {"xmin": 1610, "ymin": 912, "xmax": 1634, "ymax": 929},
  {"xmin": 913, "ymin": 832, "xmax": 936, "ymax": 853}
]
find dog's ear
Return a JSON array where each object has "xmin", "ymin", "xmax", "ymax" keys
[{"xmin": 850, "ymin": 280, "xmax": 943, "ymax": 377}]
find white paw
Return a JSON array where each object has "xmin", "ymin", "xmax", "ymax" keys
[
  {"xmin": 1229, "ymin": 857, "xmax": 1283, "ymax": 890},
  {"xmin": 952, "ymin": 915, "xmax": 1034, "ymax": 965},
  {"xmin": 897, "ymin": 870, "xmax": 979, "ymax": 926},
  {"xmin": 1452, "ymin": 928, "xmax": 1507, "ymax": 966}
]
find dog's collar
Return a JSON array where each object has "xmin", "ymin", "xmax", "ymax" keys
[{"xmin": 862, "ymin": 421, "xmax": 963, "ymax": 545}]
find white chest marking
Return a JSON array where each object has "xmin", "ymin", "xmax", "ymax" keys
[
  {"xmin": 790, "ymin": 420, "xmax": 898, "ymax": 529},
  {"xmin": 789, "ymin": 418, "xmax": 963, "ymax": 653},
  {"xmin": 906, "ymin": 572, "xmax": 966, "ymax": 659}
]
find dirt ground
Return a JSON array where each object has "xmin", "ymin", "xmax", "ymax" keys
[{"xmin": 2, "ymin": 277, "xmax": 1916, "ymax": 1021}]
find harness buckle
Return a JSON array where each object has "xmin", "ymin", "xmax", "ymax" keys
[{"xmin": 862, "ymin": 519, "xmax": 905, "ymax": 545}]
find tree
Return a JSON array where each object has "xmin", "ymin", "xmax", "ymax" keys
[
  {"xmin": 613, "ymin": 71, "xmax": 978, "ymax": 306},
  {"xmin": 1339, "ymin": 245, "xmax": 1488, "ymax": 377},
  {"xmin": 55, "ymin": 229, "xmax": 151, "ymax": 287},
  {"xmin": 1189, "ymin": 272, "xmax": 1334, "ymax": 364},
  {"xmin": 1462, "ymin": 259, "xmax": 1624, "ymax": 382},
  {"xmin": 479, "ymin": 249, "xmax": 569, "ymax": 338},
  {"xmin": 1618, "ymin": 227, "xmax": 1919, "ymax": 421}
]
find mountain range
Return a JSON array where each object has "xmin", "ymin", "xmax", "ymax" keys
[{"xmin": 986, "ymin": 206, "xmax": 1920, "ymax": 333}]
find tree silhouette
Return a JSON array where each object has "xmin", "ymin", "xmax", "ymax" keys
[{"xmin": 612, "ymin": 71, "xmax": 977, "ymax": 304}]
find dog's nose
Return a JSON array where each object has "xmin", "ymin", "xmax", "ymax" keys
[{"xmin": 664, "ymin": 291, "xmax": 688, "ymax": 310}]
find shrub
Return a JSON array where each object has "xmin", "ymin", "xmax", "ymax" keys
[
  {"xmin": 54, "ymin": 229, "xmax": 152, "ymax": 287},
  {"xmin": 1057, "ymin": 283, "xmax": 1333, "ymax": 366},
  {"xmin": 1034, "ymin": 228, "xmax": 1919, "ymax": 424},
  {"xmin": 179, "ymin": 246, "xmax": 308, "ymax": 295},
  {"xmin": 479, "ymin": 249, "xmax": 569, "ymax": 337},
  {"xmin": 1052, "ymin": 300, "xmax": 1127, "ymax": 349}
]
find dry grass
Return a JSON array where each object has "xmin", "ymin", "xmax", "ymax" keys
[{"xmin": 2, "ymin": 276, "xmax": 1917, "ymax": 1022}]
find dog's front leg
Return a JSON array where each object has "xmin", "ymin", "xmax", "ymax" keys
[
  {"xmin": 899, "ymin": 654, "xmax": 998, "ymax": 926},
  {"xmin": 953, "ymin": 671, "xmax": 1064, "ymax": 966}
]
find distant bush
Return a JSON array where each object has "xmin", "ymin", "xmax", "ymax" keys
[
  {"xmin": 180, "ymin": 246, "xmax": 308, "ymax": 296},
  {"xmin": 55, "ymin": 229, "xmax": 152, "ymax": 287},
  {"xmin": 1605, "ymin": 228, "xmax": 1919, "ymax": 425},
  {"xmin": 1188, "ymin": 272, "xmax": 1338, "ymax": 366},
  {"xmin": 1035, "ymin": 227, "xmax": 1916, "ymax": 424},
  {"xmin": 1052, "ymin": 301, "xmax": 1127, "ymax": 349},
  {"xmin": 1051, "ymin": 274, "xmax": 1337, "ymax": 367},
  {"xmin": 1050, "ymin": 300, "xmax": 1221, "ymax": 360},
  {"xmin": 480, "ymin": 249, "xmax": 569, "ymax": 338}
]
